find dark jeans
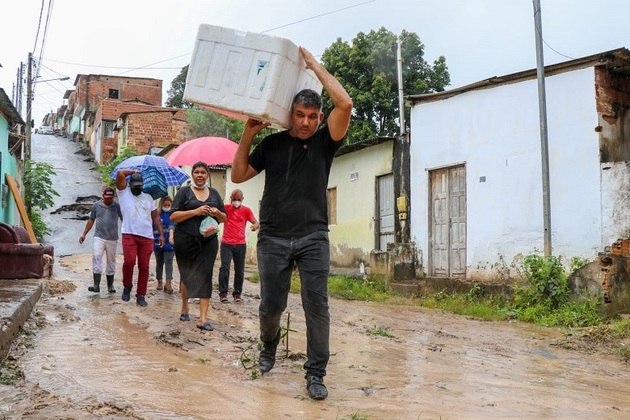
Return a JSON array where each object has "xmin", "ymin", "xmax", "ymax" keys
[
  {"xmin": 155, "ymin": 249, "xmax": 174, "ymax": 280},
  {"xmin": 257, "ymin": 230, "xmax": 330, "ymax": 378},
  {"xmin": 218, "ymin": 243, "xmax": 246, "ymax": 296}
]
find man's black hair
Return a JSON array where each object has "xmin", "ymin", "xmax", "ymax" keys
[{"xmin": 291, "ymin": 89, "xmax": 322, "ymax": 111}]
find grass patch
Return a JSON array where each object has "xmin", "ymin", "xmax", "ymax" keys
[
  {"xmin": 366, "ymin": 327, "xmax": 396, "ymax": 339},
  {"xmin": 0, "ymin": 357, "xmax": 23, "ymax": 385},
  {"xmin": 419, "ymin": 289, "xmax": 508, "ymax": 321},
  {"xmin": 328, "ymin": 275, "xmax": 389, "ymax": 302}
]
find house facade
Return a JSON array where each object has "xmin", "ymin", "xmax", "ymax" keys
[
  {"xmin": 407, "ymin": 48, "xmax": 630, "ymax": 283},
  {"xmin": 64, "ymin": 74, "xmax": 163, "ymax": 160},
  {"xmin": 224, "ymin": 137, "xmax": 396, "ymax": 268},
  {"xmin": 0, "ymin": 88, "xmax": 25, "ymax": 225},
  {"xmin": 115, "ymin": 109, "xmax": 189, "ymax": 160}
]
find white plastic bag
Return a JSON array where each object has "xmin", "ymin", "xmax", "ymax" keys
[{"xmin": 199, "ymin": 216, "xmax": 219, "ymax": 237}]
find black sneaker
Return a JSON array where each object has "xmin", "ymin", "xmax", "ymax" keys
[
  {"xmin": 121, "ymin": 287, "xmax": 131, "ymax": 302},
  {"xmin": 306, "ymin": 376, "xmax": 328, "ymax": 400},
  {"xmin": 219, "ymin": 292, "xmax": 229, "ymax": 303},
  {"xmin": 136, "ymin": 295, "xmax": 148, "ymax": 307}
]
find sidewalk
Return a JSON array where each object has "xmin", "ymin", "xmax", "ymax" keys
[{"xmin": 0, "ymin": 279, "xmax": 42, "ymax": 357}]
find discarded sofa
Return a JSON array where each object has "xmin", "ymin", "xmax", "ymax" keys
[{"xmin": 0, "ymin": 222, "xmax": 54, "ymax": 279}]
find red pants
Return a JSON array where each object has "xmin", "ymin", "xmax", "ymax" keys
[{"xmin": 122, "ymin": 234, "xmax": 154, "ymax": 296}]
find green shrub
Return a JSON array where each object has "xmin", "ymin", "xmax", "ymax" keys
[
  {"xmin": 98, "ymin": 146, "xmax": 139, "ymax": 184},
  {"xmin": 510, "ymin": 253, "xmax": 602, "ymax": 327},
  {"xmin": 24, "ymin": 160, "xmax": 59, "ymax": 240}
]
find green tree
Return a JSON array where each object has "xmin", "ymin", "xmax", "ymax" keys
[
  {"xmin": 98, "ymin": 146, "xmax": 140, "ymax": 185},
  {"xmin": 24, "ymin": 160, "xmax": 60, "ymax": 240},
  {"xmin": 187, "ymin": 107, "xmax": 246, "ymax": 140},
  {"xmin": 166, "ymin": 66, "xmax": 262, "ymax": 140},
  {"xmin": 166, "ymin": 65, "xmax": 192, "ymax": 108},
  {"xmin": 321, "ymin": 27, "xmax": 450, "ymax": 143}
]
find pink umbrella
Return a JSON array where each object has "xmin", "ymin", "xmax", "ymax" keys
[{"xmin": 166, "ymin": 136, "xmax": 239, "ymax": 166}]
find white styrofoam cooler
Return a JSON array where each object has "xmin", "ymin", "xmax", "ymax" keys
[{"xmin": 183, "ymin": 24, "xmax": 323, "ymax": 129}]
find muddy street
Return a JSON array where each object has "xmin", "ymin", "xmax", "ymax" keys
[{"xmin": 0, "ymin": 134, "xmax": 629, "ymax": 419}]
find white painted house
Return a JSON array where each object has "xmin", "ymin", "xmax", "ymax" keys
[{"xmin": 407, "ymin": 48, "xmax": 630, "ymax": 282}]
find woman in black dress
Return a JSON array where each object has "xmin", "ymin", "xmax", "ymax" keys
[{"xmin": 170, "ymin": 161, "xmax": 226, "ymax": 330}]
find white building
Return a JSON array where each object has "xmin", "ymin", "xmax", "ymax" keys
[{"xmin": 407, "ymin": 48, "xmax": 630, "ymax": 282}]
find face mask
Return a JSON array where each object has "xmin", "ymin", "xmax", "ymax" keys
[
  {"xmin": 192, "ymin": 183, "xmax": 208, "ymax": 190},
  {"xmin": 131, "ymin": 186, "xmax": 143, "ymax": 196},
  {"xmin": 232, "ymin": 200, "xmax": 242, "ymax": 208},
  {"xmin": 162, "ymin": 206, "xmax": 171, "ymax": 212}
]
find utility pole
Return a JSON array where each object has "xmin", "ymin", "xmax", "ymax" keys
[
  {"xmin": 396, "ymin": 37, "xmax": 405, "ymax": 135},
  {"xmin": 533, "ymin": 0, "xmax": 552, "ymax": 257},
  {"xmin": 25, "ymin": 52, "xmax": 33, "ymax": 161}
]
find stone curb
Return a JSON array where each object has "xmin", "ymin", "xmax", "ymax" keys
[{"xmin": 0, "ymin": 279, "xmax": 43, "ymax": 358}]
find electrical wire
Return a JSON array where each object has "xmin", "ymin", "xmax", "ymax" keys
[
  {"xmin": 261, "ymin": 0, "xmax": 376, "ymax": 33},
  {"xmin": 532, "ymin": 2, "xmax": 575, "ymax": 61},
  {"xmin": 44, "ymin": 0, "xmax": 374, "ymax": 77},
  {"xmin": 45, "ymin": 56, "xmax": 187, "ymax": 71},
  {"xmin": 32, "ymin": 0, "xmax": 45, "ymax": 54}
]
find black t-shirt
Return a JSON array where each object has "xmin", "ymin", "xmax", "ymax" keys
[
  {"xmin": 249, "ymin": 125, "xmax": 342, "ymax": 238},
  {"xmin": 171, "ymin": 185, "xmax": 225, "ymax": 237}
]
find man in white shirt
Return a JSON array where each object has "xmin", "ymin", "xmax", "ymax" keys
[{"xmin": 116, "ymin": 170, "xmax": 164, "ymax": 307}]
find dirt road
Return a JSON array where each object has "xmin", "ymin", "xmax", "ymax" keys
[{"xmin": 0, "ymin": 252, "xmax": 628, "ymax": 419}]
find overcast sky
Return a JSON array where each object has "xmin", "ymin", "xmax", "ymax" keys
[{"xmin": 1, "ymin": 0, "xmax": 628, "ymax": 124}]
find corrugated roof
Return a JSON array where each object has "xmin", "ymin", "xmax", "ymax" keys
[
  {"xmin": 336, "ymin": 136, "xmax": 394, "ymax": 157},
  {"xmin": 0, "ymin": 88, "xmax": 25, "ymax": 126},
  {"xmin": 407, "ymin": 47, "xmax": 630, "ymax": 105}
]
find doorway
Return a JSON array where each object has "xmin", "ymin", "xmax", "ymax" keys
[
  {"xmin": 429, "ymin": 165, "xmax": 467, "ymax": 277},
  {"xmin": 376, "ymin": 173, "xmax": 394, "ymax": 251}
]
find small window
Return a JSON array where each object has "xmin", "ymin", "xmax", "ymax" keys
[
  {"xmin": 108, "ymin": 89, "xmax": 119, "ymax": 99},
  {"xmin": 103, "ymin": 121, "xmax": 116, "ymax": 137},
  {"xmin": 327, "ymin": 187, "xmax": 337, "ymax": 225}
]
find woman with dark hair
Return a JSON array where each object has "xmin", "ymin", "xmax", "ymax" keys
[{"xmin": 170, "ymin": 161, "xmax": 226, "ymax": 330}]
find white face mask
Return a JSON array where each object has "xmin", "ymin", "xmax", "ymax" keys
[
  {"xmin": 232, "ymin": 200, "xmax": 242, "ymax": 208},
  {"xmin": 192, "ymin": 182, "xmax": 208, "ymax": 190},
  {"xmin": 162, "ymin": 206, "xmax": 171, "ymax": 212}
]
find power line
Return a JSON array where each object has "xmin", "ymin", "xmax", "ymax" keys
[
  {"xmin": 45, "ymin": 56, "xmax": 187, "ymax": 71},
  {"xmin": 32, "ymin": 0, "xmax": 45, "ymax": 54},
  {"xmin": 43, "ymin": 0, "xmax": 375, "ymax": 77},
  {"xmin": 261, "ymin": 0, "xmax": 376, "ymax": 33}
]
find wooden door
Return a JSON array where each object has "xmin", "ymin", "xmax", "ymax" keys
[
  {"xmin": 377, "ymin": 173, "xmax": 395, "ymax": 251},
  {"xmin": 429, "ymin": 165, "xmax": 466, "ymax": 277}
]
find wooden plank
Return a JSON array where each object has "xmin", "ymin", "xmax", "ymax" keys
[{"xmin": 5, "ymin": 174, "xmax": 37, "ymax": 243}]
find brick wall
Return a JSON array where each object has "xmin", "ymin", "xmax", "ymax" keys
[
  {"xmin": 126, "ymin": 111, "xmax": 188, "ymax": 154},
  {"xmin": 595, "ymin": 66, "xmax": 630, "ymax": 123},
  {"xmin": 74, "ymin": 74, "xmax": 162, "ymax": 114},
  {"xmin": 595, "ymin": 66, "xmax": 630, "ymax": 162},
  {"xmin": 102, "ymin": 137, "xmax": 117, "ymax": 163}
]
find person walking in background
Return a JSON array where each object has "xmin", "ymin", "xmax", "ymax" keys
[
  {"xmin": 218, "ymin": 189, "xmax": 259, "ymax": 303},
  {"xmin": 116, "ymin": 170, "xmax": 164, "ymax": 307},
  {"xmin": 154, "ymin": 196, "xmax": 175, "ymax": 294},
  {"xmin": 170, "ymin": 161, "xmax": 226, "ymax": 331},
  {"xmin": 231, "ymin": 46, "xmax": 352, "ymax": 400},
  {"xmin": 79, "ymin": 186, "xmax": 123, "ymax": 294}
]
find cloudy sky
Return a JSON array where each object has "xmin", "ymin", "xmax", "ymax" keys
[{"xmin": 1, "ymin": 0, "xmax": 628, "ymax": 124}]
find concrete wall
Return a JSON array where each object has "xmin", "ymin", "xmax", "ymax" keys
[
  {"xmin": 409, "ymin": 67, "xmax": 603, "ymax": 280},
  {"xmin": 0, "ymin": 117, "xmax": 17, "ymax": 225},
  {"xmin": 328, "ymin": 141, "xmax": 393, "ymax": 267}
]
